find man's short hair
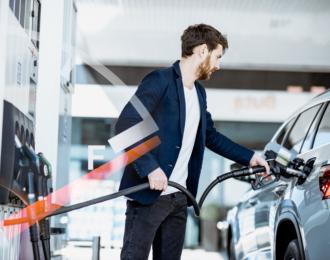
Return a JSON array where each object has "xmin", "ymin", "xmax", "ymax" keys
[{"xmin": 181, "ymin": 24, "xmax": 228, "ymax": 58}]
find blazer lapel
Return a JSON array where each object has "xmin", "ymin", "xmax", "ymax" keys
[
  {"xmin": 173, "ymin": 60, "xmax": 186, "ymax": 139},
  {"xmin": 195, "ymin": 84, "xmax": 206, "ymax": 134},
  {"xmin": 176, "ymin": 77, "xmax": 186, "ymax": 138}
]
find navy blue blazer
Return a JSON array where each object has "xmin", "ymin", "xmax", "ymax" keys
[{"xmin": 115, "ymin": 60, "xmax": 254, "ymax": 206}]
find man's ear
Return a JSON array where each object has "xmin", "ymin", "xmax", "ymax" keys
[{"xmin": 199, "ymin": 44, "xmax": 208, "ymax": 58}]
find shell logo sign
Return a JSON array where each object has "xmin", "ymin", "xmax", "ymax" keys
[
  {"xmin": 234, "ymin": 94, "xmax": 276, "ymax": 110},
  {"xmin": 205, "ymin": 89, "xmax": 316, "ymax": 122}
]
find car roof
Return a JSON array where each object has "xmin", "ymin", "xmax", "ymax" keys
[{"xmin": 313, "ymin": 88, "xmax": 330, "ymax": 100}]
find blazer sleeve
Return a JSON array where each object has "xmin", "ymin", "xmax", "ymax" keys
[
  {"xmin": 203, "ymin": 88, "xmax": 255, "ymax": 166},
  {"xmin": 115, "ymin": 69, "xmax": 167, "ymax": 178}
]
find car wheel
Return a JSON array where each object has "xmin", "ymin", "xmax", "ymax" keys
[
  {"xmin": 283, "ymin": 239, "xmax": 302, "ymax": 260},
  {"xmin": 229, "ymin": 237, "xmax": 236, "ymax": 260}
]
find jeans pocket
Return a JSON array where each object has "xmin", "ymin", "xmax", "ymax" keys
[{"xmin": 180, "ymin": 193, "xmax": 188, "ymax": 206}]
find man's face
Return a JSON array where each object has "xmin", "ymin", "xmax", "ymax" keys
[{"xmin": 196, "ymin": 44, "xmax": 223, "ymax": 81}]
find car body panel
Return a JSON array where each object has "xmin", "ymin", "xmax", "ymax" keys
[{"xmin": 297, "ymin": 142, "xmax": 330, "ymax": 259}]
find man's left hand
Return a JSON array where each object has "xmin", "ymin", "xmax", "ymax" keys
[{"xmin": 249, "ymin": 153, "xmax": 271, "ymax": 180}]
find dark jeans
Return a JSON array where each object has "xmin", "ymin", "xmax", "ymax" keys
[{"xmin": 120, "ymin": 192, "xmax": 188, "ymax": 260}]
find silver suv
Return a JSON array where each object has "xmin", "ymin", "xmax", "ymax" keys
[{"xmin": 227, "ymin": 89, "xmax": 330, "ymax": 260}]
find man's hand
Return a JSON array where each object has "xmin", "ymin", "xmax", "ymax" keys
[
  {"xmin": 148, "ymin": 167, "xmax": 168, "ymax": 191},
  {"xmin": 249, "ymin": 153, "xmax": 271, "ymax": 181}
]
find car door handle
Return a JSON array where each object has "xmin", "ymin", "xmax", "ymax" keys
[
  {"xmin": 248, "ymin": 198, "xmax": 259, "ymax": 206},
  {"xmin": 274, "ymin": 185, "xmax": 288, "ymax": 196}
]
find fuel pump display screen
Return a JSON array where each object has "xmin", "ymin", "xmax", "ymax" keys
[{"xmin": 29, "ymin": 79, "xmax": 37, "ymax": 119}]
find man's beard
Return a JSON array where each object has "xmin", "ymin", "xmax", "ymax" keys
[{"xmin": 196, "ymin": 54, "xmax": 215, "ymax": 81}]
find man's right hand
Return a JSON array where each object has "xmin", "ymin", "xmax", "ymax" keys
[{"xmin": 148, "ymin": 167, "xmax": 168, "ymax": 191}]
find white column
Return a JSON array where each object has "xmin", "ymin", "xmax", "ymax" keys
[
  {"xmin": 35, "ymin": 0, "xmax": 65, "ymax": 192},
  {"xmin": 0, "ymin": 0, "xmax": 9, "ymax": 162}
]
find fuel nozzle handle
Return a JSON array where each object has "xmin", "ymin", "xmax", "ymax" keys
[
  {"xmin": 15, "ymin": 135, "xmax": 29, "ymax": 168},
  {"xmin": 232, "ymin": 166, "xmax": 266, "ymax": 178},
  {"xmin": 27, "ymin": 170, "xmax": 36, "ymax": 205},
  {"xmin": 38, "ymin": 176, "xmax": 44, "ymax": 202},
  {"xmin": 15, "ymin": 135, "xmax": 23, "ymax": 149},
  {"xmin": 22, "ymin": 145, "xmax": 40, "ymax": 173}
]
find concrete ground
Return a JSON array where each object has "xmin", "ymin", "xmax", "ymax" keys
[{"xmin": 60, "ymin": 246, "xmax": 229, "ymax": 260}]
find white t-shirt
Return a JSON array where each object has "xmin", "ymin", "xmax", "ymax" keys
[{"xmin": 161, "ymin": 84, "xmax": 200, "ymax": 195}]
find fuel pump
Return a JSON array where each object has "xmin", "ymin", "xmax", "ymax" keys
[{"xmin": 0, "ymin": 101, "xmax": 53, "ymax": 260}]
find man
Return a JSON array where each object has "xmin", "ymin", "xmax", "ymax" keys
[{"xmin": 115, "ymin": 24, "xmax": 270, "ymax": 260}]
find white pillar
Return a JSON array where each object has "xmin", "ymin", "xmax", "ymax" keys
[
  {"xmin": 35, "ymin": 0, "xmax": 65, "ymax": 192},
  {"xmin": 0, "ymin": 0, "xmax": 10, "ymax": 162}
]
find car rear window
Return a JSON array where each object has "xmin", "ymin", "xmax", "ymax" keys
[
  {"xmin": 313, "ymin": 103, "xmax": 330, "ymax": 149},
  {"xmin": 284, "ymin": 104, "xmax": 322, "ymax": 154}
]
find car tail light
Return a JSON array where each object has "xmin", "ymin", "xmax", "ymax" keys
[{"xmin": 319, "ymin": 165, "xmax": 330, "ymax": 199}]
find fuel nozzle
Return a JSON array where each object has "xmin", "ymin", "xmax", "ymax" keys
[
  {"xmin": 15, "ymin": 134, "xmax": 22, "ymax": 150},
  {"xmin": 21, "ymin": 144, "xmax": 40, "ymax": 174},
  {"xmin": 250, "ymin": 147, "xmax": 310, "ymax": 190},
  {"xmin": 278, "ymin": 157, "xmax": 307, "ymax": 182},
  {"xmin": 14, "ymin": 135, "xmax": 29, "ymax": 177},
  {"xmin": 290, "ymin": 158, "xmax": 305, "ymax": 169},
  {"xmin": 279, "ymin": 166, "xmax": 307, "ymax": 179}
]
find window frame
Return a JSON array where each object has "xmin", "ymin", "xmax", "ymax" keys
[
  {"xmin": 273, "ymin": 117, "xmax": 296, "ymax": 145},
  {"xmin": 299, "ymin": 103, "xmax": 325, "ymax": 153},
  {"xmin": 281, "ymin": 104, "xmax": 324, "ymax": 154},
  {"xmin": 311, "ymin": 101, "xmax": 330, "ymax": 150},
  {"xmin": 280, "ymin": 116, "xmax": 298, "ymax": 147}
]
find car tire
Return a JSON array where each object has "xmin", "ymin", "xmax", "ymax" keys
[
  {"xmin": 229, "ymin": 237, "xmax": 236, "ymax": 260},
  {"xmin": 283, "ymin": 239, "xmax": 302, "ymax": 260}
]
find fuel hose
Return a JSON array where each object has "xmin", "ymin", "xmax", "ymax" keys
[
  {"xmin": 2, "ymin": 165, "xmax": 269, "ymax": 226},
  {"xmin": 48, "ymin": 181, "xmax": 201, "ymax": 217},
  {"xmin": 198, "ymin": 166, "xmax": 266, "ymax": 209},
  {"xmin": 48, "ymin": 166, "xmax": 267, "ymax": 218}
]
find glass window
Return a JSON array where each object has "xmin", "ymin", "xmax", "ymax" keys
[
  {"xmin": 9, "ymin": 0, "xmax": 15, "ymax": 12},
  {"xmin": 31, "ymin": 0, "xmax": 41, "ymax": 49},
  {"xmin": 275, "ymin": 118, "xmax": 295, "ymax": 145},
  {"xmin": 14, "ymin": 0, "xmax": 19, "ymax": 20},
  {"xmin": 71, "ymin": 117, "xmax": 117, "ymax": 145},
  {"xmin": 20, "ymin": 0, "xmax": 26, "ymax": 28},
  {"xmin": 300, "ymin": 103, "xmax": 325, "ymax": 153},
  {"xmin": 313, "ymin": 103, "xmax": 330, "ymax": 149},
  {"xmin": 284, "ymin": 104, "xmax": 322, "ymax": 154}
]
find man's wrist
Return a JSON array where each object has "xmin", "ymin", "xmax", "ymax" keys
[{"xmin": 249, "ymin": 152, "xmax": 256, "ymax": 165}]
